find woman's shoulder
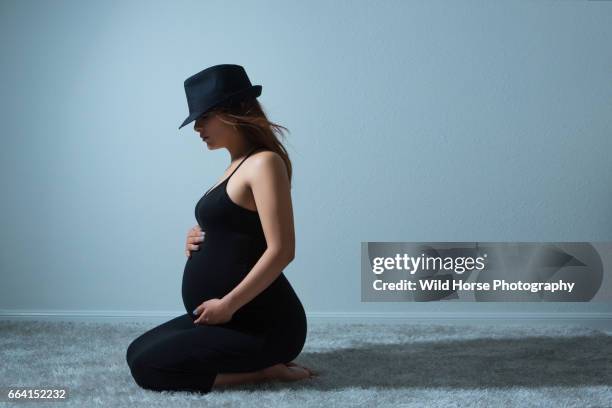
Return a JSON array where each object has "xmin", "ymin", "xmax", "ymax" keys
[
  {"xmin": 251, "ymin": 148, "xmax": 282, "ymax": 162},
  {"xmin": 248, "ymin": 149, "xmax": 287, "ymax": 176}
]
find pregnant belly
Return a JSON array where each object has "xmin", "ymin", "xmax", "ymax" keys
[
  {"xmin": 181, "ymin": 246, "xmax": 251, "ymax": 315},
  {"xmin": 180, "ymin": 237, "xmax": 303, "ymax": 332}
]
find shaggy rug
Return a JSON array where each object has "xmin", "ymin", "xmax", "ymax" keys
[{"xmin": 1, "ymin": 320, "xmax": 611, "ymax": 407}]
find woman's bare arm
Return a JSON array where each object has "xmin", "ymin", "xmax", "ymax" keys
[{"xmin": 222, "ymin": 151, "xmax": 295, "ymax": 313}]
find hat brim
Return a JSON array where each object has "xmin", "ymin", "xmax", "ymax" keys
[{"xmin": 178, "ymin": 84, "xmax": 262, "ymax": 130}]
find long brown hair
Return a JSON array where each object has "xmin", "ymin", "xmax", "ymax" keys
[{"xmin": 212, "ymin": 97, "xmax": 293, "ymax": 187}]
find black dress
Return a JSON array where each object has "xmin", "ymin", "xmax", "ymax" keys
[{"xmin": 126, "ymin": 147, "xmax": 307, "ymax": 393}]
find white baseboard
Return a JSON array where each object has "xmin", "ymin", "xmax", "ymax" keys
[{"xmin": 0, "ymin": 310, "xmax": 610, "ymax": 330}]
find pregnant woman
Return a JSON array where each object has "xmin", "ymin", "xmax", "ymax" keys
[{"xmin": 126, "ymin": 64, "xmax": 315, "ymax": 393}]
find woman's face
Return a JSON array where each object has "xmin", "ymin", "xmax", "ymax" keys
[{"xmin": 194, "ymin": 111, "xmax": 224, "ymax": 148}]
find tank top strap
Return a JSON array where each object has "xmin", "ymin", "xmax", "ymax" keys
[
  {"xmin": 226, "ymin": 146, "xmax": 260, "ymax": 180},
  {"xmin": 224, "ymin": 146, "xmax": 268, "ymax": 184},
  {"xmin": 203, "ymin": 146, "xmax": 265, "ymax": 197}
]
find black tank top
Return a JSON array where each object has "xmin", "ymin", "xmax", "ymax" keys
[
  {"xmin": 197, "ymin": 146, "xmax": 266, "ymax": 245},
  {"xmin": 181, "ymin": 146, "xmax": 303, "ymax": 332}
]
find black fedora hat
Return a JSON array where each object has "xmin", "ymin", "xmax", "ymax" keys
[{"xmin": 179, "ymin": 64, "xmax": 262, "ymax": 129}]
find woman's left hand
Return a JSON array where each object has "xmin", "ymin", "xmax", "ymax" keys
[{"xmin": 193, "ymin": 298, "xmax": 235, "ymax": 325}]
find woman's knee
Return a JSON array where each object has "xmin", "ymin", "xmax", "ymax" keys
[
  {"xmin": 127, "ymin": 349, "xmax": 215, "ymax": 394},
  {"xmin": 126, "ymin": 336, "xmax": 143, "ymax": 367},
  {"xmin": 126, "ymin": 335, "xmax": 159, "ymax": 387},
  {"xmin": 127, "ymin": 352, "xmax": 161, "ymax": 391}
]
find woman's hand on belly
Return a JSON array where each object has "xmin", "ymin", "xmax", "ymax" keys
[
  {"xmin": 185, "ymin": 224, "xmax": 205, "ymax": 258},
  {"xmin": 192, "ymin": 298, "xmax": 235, "ymax": 325}
]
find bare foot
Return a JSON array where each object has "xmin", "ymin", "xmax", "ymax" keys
[
  {"xmin": 286, "ymin": 361, "xmax": 318, "ymax": 378},
  {"xmin": 262, "ymin": 362, "xmax": 317, "ymax": 382}
]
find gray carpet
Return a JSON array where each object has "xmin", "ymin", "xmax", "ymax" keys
[{"xmin": 1, "ymin": 320, "xmax": 611, "ymax": 407}]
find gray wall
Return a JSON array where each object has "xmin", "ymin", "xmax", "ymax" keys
[{"xmin": 1, "ymin": 0, "xmax": 611, "ymax": 322}]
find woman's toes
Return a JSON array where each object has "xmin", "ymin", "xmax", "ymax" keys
[
  {"xmin": 286, "ymin": 364, "xmax": 311, "ymax": 380},
  {"xmin": 304, "ymin": 367, "xmax": 318, "ymax": 378},
  {"xmin": 263, "ymin": 362, "xmax": 317, "ymax": 382},
  {"xmin": 287, "ymin": 361, "xmax": 317, "ymax": 377},
  {"xmin": 288, "ymin": 363, "xmax": 319, "ymax": 379}
]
